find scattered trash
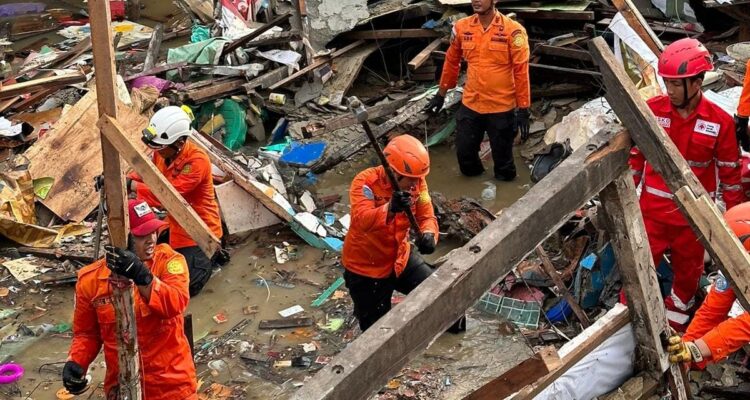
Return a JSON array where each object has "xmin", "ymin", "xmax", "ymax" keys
[
  {"xmin": 278, "ymin": 305, "xmax": 304, "ymax": 318},
  {"xmin": 212, "ymin": 313, "xmax": 228, "ymax": 324},
  {"xmin": 311, "ymin": 277, "xmax": 345, "ymax": 307}
]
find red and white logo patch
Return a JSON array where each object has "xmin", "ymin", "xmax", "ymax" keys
[
  {"xmin": 694, "ymin": 119, "xmax": 720, "ymax": 137},
  {"xmin": 656, "ymin": 117, "xmax": 671, "ymax": 128}
]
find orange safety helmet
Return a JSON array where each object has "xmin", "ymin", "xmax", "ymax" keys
[
  {"xmin": 383, "ymin": 135, "xmax": 430, "ymax": 178},
  {"xmin": 658, "ymin": 38, "xmax": 713, "ymax": 79},
  {"xmin": 724, "ymin": 202, "xmax": 750, "ymax": 251}
]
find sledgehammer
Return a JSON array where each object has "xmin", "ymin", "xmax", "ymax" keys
[{"xmin": 348, "ymin": 96, "xmax": 422, "ymax": 236}]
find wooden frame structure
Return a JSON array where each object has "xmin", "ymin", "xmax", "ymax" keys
[
  {"xmin": 87, "ymin": 1, "xmax": 221, "ymax": 397},
  {"xmin": 291, "ymin": 38, "xmax": 750, "ymax": 400}
]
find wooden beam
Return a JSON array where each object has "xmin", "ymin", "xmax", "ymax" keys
[
  {"xmin": 511, "ymin": 304, "xmax": 630, "ymax": 399},
  {"xmin": 599, "ymin": 172, "xmax": 689, "ymax": 398},
  {"xmin": 610, "ymin": 0, "xmax": 664, "ymax": 55},
  {"xmin": 500, "ymin": 9, "xmax": 595, "ymax": 20},
  {"xmin": 221, "ymin": 13, "xmax": 291, "ymax": 56},
  {"xmin": 534, "ymin": 44, "xmax": 593, "ymax": 62},
  {"xmin": 530, "ymin": 63, "xmax": 601, "ymax": 77},
  {"xmin": 268, "ymin": 40, "xmax": 365, "ymax": 90},
  {"xmin": 313, "ymin": 97, "xmax": 410, "ymax": 136},
  {"xmin": 464, "ymin": 347, "xmax": 561, "ymax": 400},
  {"xmin": 600, "ymin": 373, "xmax": 659, "ymax": 400},
  {"xmin": 142, "ymin": 23, "xmax": 164, "ymax": 71},
  {"xmin": 87, "ymin": 0, "xmax": 141, "ymax": 398},
  {"xmin": 190, "ymin": 133, "xmax": 293, "ymax": 223},
  {"xmin": 589, "ymin": 37, "xmax": 750, "ymax": 311},
  {"xmin": 536, "ymin": 246, "xmax": 591, "ymax": 327},
  {"xmin": 98, "ymin": 116, "xmax": 221, "ymax": 258},
  {"xmin": 290, "ymin": 127, "xmax": 631, "ymax": 400},
  {"xmin": 341, "ymin": 29, "xmax": 441, "ymax": 40},
  {"xmin": 123, "ymin": 62, "xmax": 189, "ymax": 82},
  {"xmin": 0, "ymin": 73, "xmax": 86, "ymax": 100},
  {"xmin": 408, "ymin": 38, "xmax": 442, "ymax": 71}
]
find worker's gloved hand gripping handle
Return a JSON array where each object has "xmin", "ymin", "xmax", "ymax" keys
[
  {"xmin": 104, "ymin": 245, "xmax": 153, "ymax": 286},
  {"xmin": 62, "ymin": 361, "xmax": 88, "ymax": 394}
]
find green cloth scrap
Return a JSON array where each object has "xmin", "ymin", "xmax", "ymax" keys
[
  {"xmin": 196, "ymin": 100, "xmax": 248, "ymax": 151},
  {"xmin": 166, "ymin": 38, "xmax": 229, "ymax": 81},
  {"xmin": 191, "ymin": 24, "xmax": 211, "ymax": 43},
  {"xmin": 318, "ymin": 318, "xmax": 345, "ymax": 332},
  {"xmin": 311, "ymin": 277, "xmax": 345, "ymax": 307},
  {"xmin": 476, "ymin": 291, "xmax": 540, "ymax": 329},
  {"xmin": 426, "ymin": 119, "xmax": 456, "ymax": 148}
]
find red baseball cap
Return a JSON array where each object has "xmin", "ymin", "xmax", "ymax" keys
[{"xmin": 128, "ymin": 199, "xmax": 167, "ymax": 237}]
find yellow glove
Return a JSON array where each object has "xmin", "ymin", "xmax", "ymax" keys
[{"xmin": 667, "ymin": 335, "xmax": 703, "ymax": 363}]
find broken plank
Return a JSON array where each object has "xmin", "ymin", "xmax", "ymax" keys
[
  {"xmin": 599, "ymin": 373, "xmax": 659, "ymax": 400},
  {"xmin": 290, "ymin": 127, "xmax": 630, "ymax": 400},
  {"xmin": 590, "ymin": 36, "xmax": 750, "ymax": 312},
  {"xmin": 191, "ymin": 133, "xmax": 293, "ymax": 223},
  {"xmin": 324, "ymin": 43, "xmax": 378, "ymax": 97},
  {"xmin": 186, "ymin": 77, "xmax": 247, "ymax": 104},
  {"xmin": 142, "ymin": 23, "xmax": 164, "ymax": 71},
  {"xmin": 215, "ymin": 181, "xmax": 282, "ymax": 240},
  {"xmin": 610, "ymin": 0, "xmax": 663, "ymax": 55},
  {"xmin": 342, "ymin": 29, "xmax": 441, "ymax": 40},
  {"xmin": 17, "ymin": 247, "xmax": 95, "ymax": 264},
  {"xmin": 530, "ymin": 63, "xmax": 601, "ymax": 77},
  {"xmin": 316, "ymin": 97, "xmax": 410, "ymax": 135},
  {"xmin": 221, "ymin": 13, "xmax": 292, "ymax": 56},
  {"xmin": 98, "ymin": 116, "xmax": 221, "ymax": 258},
  {"xmin": 464, "ymin": 347, "xmax": 561, "ymax": 400},
  {"xmin": 268, "ymin": 40, "xmax": 365, "ymax": 90},
  {"xmin": 536, "ymin": 246, "xmax": 590, "ymax": 327},
  {"xmin": 599, "ymin": 172, "xmax": 689, "ymax": 398},
  {"xmin": 243, "ymin": 66, "xmax": 290, "ymax": 92},
  {"xmin": 500, "ymin": 9, "xmax": 595, "ymax": 20},
  {"xmin": 0, "ymin": 73, "xmax": 86, "ymax": 100},
  {"xmin": 259, "ymin": 317, "xmax": 314, "ymax": 329},
  {"xmin": 532, "ymin": 83, "xmax": 594, "ymax": 99},
  {"xmin": 534, "ymin": 44, "xmax": 593, "ymax": 62},
  {"xmin": 123, "ymin": 62, "xmax": 189, "ymax": 82},
  {"xmin": 511, "ymin": 304, "xmax": 630, "ymax": 399},
  {"xmin": 408, "ymin": 38, "xmax": 443, "ymax": 71},
  {"xmin": 246, "ymin": 31, "xmax": 302, "ymax": 47}
]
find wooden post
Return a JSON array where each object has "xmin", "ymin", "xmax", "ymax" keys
[
  {"xmin": 610, "ymin": 0, "xmax": 664, "ymax": 56},
  {"xmin": 142, "ymin": 23, "xmax": 163, "ymax": 72},
  {"xmin": 536, "ymin": 246, "xmax": 591, "ymax": 327},
  {"xmin": 589, "ymin": 37, "xmax": 750, "ymax": 311},
  {"xmin": 88, "ymin": 0, "xmax": 142, "ymax": 398},
  {"xmin": 599, "ymin": 172, "xmax": 689, "ymax": 399},
  {"xmin": 291, "ymin": 127, "xmax": 631, "ymax": 400}
]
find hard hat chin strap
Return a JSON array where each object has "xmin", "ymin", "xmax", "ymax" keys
[{"xmin": 674, "ymin": 78, "xmax": 700, "ymax": 110}]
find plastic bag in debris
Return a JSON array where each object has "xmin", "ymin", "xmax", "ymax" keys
[
  {"xmin": 166, "ymin": 38, "xmax": 230, "ymax": 81},
  {"xmin": 543, "ymin": 97, "xmax": 615, "ymax": 153},
  {"xmin": 195, "ymin": 100, "xmax": 248, "ymax": 151},
  {"xmin": 191, "ymin": 24, "xmax": 211, "ymax": 43},
  {"xmin": 534, "ymin": 311, "xmax": 634, "ymax": 399}
]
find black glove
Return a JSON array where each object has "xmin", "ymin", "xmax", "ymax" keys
[
  {"xmin": 104, "ymin": 245, "xmax": 153, "ymax": 286},
  {"xmin": 416, "ymin": 232, "xmax": 436, "ymax": 254},
  {"xmin": 736, "ymin": 115, "xmax": 749, "ymax": 152},
  {"xmin": 62, "ymin": 361, "xmax": 88, "ymax": 395},
  {"xmin": 389, "ymin": 191, "xmax": 412, "ymax": 214},
  {"xmin": 94, "ymin": 175, "xmax": 105, "ymax": 192},
  {"xmin": 515, "ymin": 108, "xmax": 531, "ymax": 142},
  {"xmin": 423, "ymin": 95, "xmax": 445, "ymax": 114}
]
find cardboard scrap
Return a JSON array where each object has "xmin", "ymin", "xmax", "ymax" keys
[{"xmin": 3, "ymin": 257, "xmax": 47, "ymax": 282}]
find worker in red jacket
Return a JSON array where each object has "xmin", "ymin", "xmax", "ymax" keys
[
  {"xmin": 668, "ymin": 202, "xmax": 750, "ymax": 367},
  {"xmin": 734, "ymin": 58, "xmax": 750, "ymax": 151},
  {"xmin": 424, "ymin": 0, "xmax": 530, "ymax": 181},
  {"xmin": 64, "ymin": 198, "xmax": 196, "ymax": 399},
  {"xmin": 342, "ymin": 135, "xmax": 465, "ymax": 332},
  {"xmin": 128, "ymin": 105, "xmax": 224, "ymax": 297},
  {"xmin": 629, "ymin": 38, "xmax": 745, "ymax": 330}
]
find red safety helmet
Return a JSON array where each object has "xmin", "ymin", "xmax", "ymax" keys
[
  {"xmin": 383, "ymin": 135, "xmax": 430, "ymax": 178},
  {"xmin": 658, "ymin": 38, "xmax": 713, "ymax": 79},
  {"xmin": 128, "ymin": 198, "xmax": 167, "ymax": 237},
  {"xmin": 724, "ymin": 202, "xmax": 750, "ymax": 251}
]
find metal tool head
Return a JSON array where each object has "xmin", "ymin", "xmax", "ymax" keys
[{"xmin": 347, "ymin": 96, "xmax": 368, "ymax": 123}]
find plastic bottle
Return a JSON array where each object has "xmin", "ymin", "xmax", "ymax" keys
[{"xmin": 481, "ymin": 182, "xmax": 496, "ymax": 201}]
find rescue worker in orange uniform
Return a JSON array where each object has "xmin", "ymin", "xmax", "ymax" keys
[
  {"xmin": 734, "ymin": 58, "xmax": 750, "ymax": 151},
  {"xmin": 128, "ymin": 106, "xmax": 224, "ymax": 296},
  {"xmin": 425, "ymin": 0, "xmax": 530, "ymax": 181},
  {"xmin": 667, "ymin": 202, "xmax": 750, "ymax": 367},
  {"xmin": 629, "ymin": 38, "xmax": 745, "ymax": 330},
  {"xmin": 342, "ymin": 135, "xmax": 466, "ymax": 332},
  {"xmin": 63, "ymin": 198, "xmax": 196, "ymax": 399}
]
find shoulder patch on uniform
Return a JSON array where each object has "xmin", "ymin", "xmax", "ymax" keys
[
  {"xmin": 512, "ymin": 30, "xmax": 525, "ymax": 48},
  {"xmin": 362, "ymin": 185, "xmax": 374, "ymax": 200},
  {"xmin": 418, "ymin": 190, "xmax": 431, "ymax": 205},
  {"xmin": 715, "ymin": 276, "xmax": 728, "ymax": 293},
  {"xmin": 181, "ymin": 164, "xmax": 192, "ymax": 174},
  {"xmin": 167, "ymin": 259, "xmax": 185, "ymax": 274}
]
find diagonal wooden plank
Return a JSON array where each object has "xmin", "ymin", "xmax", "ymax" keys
[
  {"xmin": 589, "ymin": 36, "xmax": 750, "ymax": 311},
  {"xmin": 291, "ymin": 126, "xmax": 631, "ymax": 400},
  {"xmin": 464, "ymin": 347, "xmax": 561, "ymax": 400}
]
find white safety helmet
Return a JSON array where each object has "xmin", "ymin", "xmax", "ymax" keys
[{"xmin": 142, "ymin": 106, "xmax": 193, "ymax": 148}]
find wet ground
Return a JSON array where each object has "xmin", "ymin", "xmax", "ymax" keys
[{"xmin": 5, "ymin": 145, "xmax": 534, "ymax": 399}]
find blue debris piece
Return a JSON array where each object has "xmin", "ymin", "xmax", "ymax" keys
[
  {"xmin": 279, "ymin": 141, "xmax": 327, "ymax": 167},
  {"xmin": 575, "ymin": 243, "xmax": 616, "ymax": 309}
]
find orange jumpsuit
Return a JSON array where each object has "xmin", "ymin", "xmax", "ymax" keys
[
  {"xmin": 738, "ymin": 59, "xmax": 750, "ymax": 118},
  {"xmin": 342, "ymin": 166, "xmax": 439, "ymax": 278},
  {"xmin": 129, "ymin": 139, "xmax": 223, "ymax": 250},
  {"xmin": 439, "ymin": 11, "xmax": 530, "ymax": 114},
  {"xmin": 69, "ymin": 244, "xmax": 196, "ymax": 399},
  {"xmin": 684, "ymin": 277, "xmax": 750, "ymax": 364}
]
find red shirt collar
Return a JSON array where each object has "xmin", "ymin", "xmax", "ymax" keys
[{"xmin": 653, "ymin": 93, "xmax": 712, "ymax": 120}]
